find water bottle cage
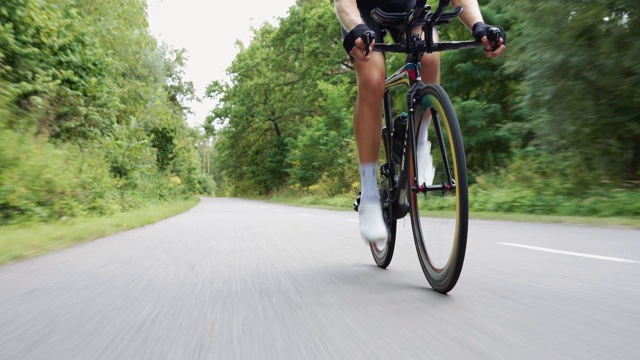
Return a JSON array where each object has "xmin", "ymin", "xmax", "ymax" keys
[{"xmin": 391, "ymin": 113, "xmax": 408, "ymax": 163}]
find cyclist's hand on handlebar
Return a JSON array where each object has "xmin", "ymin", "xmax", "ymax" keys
[
  {"xmin": 343, "ymin": 24, "xmax": 376, "ymax": 62},
  {"xmin": 352, "ymin": 36, "xmax": 376, "ymax": 62},
  {"xmin": 472, "ymin": 22, "xmax": 507, "ymax": 58}
]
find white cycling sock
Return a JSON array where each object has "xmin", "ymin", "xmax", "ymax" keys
[
  {"xmin": 417, "ymin": 118, "xmax": 435, "ymax": 186},
  {"xmin": 358, "ymin": 162, "xmax": 386, "ymax": 245},
  {"xmin": 359, "ymin": 162, "xmax": 378, "ymax": 201}
]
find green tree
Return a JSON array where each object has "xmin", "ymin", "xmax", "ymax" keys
[
  {"xmin": 0, "ymin": 0, "xmax": 212, "ymax": 224},
  {"xmin": 287, "ymin": 81, "xmax": 358, "ymax": 195},
  {"xmin": 206, "ymin": 0, "xmax": 352, "ymax": 195},
  {"xmin": 437, "ymin": 0, "xmax": 521, "ymax": 172},
  {"xmin": 0, "ymin": 0, "xmax": 117, "ymax": 139},
  {"xmin": 506, "ymin": 0, "xmax": 640, "ymax": 183}
]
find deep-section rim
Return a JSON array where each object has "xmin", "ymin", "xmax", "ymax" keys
[
  {"xmin": 370, "ymin": 127, "xmax": 397, "ymax": 268},
  {"xmin": 408, "ymin": 83, "xmax": 469, "ymax": 293}
]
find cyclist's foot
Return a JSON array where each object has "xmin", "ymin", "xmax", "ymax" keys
[
  {"xmin": 358, "ymin": 198, "xmax": 387, "ymax": 246},
  {"xmin": 417, "ymin": 139, "xmax": 435, "ymax": 186}
]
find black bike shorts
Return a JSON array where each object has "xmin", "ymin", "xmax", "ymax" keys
[{"xmin": 341, "ymin": 0, "xmax": 417, "ymax": 43}]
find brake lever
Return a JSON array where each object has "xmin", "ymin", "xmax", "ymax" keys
[
  {"xmin": 361, "ymin": 30, "xmax": 375, "ymax": 56},
  {"xmin": 486, "ymin": 27, "xmax": 501, "ymax": 52}
]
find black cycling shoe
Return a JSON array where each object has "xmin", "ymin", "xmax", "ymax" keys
[{"xmin": 353, "ymin": 191, "xmax": 361, "ymax": 212}]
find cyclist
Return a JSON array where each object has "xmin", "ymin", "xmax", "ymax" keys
[{"xmin": 335, "ymin": 0, "xmax": 506, "ymax": 245}]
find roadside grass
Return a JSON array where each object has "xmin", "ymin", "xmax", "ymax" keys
[
  {"xmin": 0, "ymin": 197, "xmax": 200, "ymax": 265},
  {"xmin": 268, "ymin": 192, "xmax": 640, "ymax": 229},
  {"xmin": 5, "ymin": 192, "xmax": 634, "ymax": 267},
  {"xmin": 269, "ymin": 192, "xmax": 355, "ymax": 211}
]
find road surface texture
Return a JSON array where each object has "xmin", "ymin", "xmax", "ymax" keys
[{"xmin": 1, "ymin": 198, "xmax": 639, "ymax": 359}]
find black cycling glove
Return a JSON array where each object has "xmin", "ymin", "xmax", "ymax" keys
[
  {"xmin": 343, "ymin": 24, "xmax": 376, "ymax": 55},
  {"xmin": 472, "ymin": 22, "xmax": 507, "ymax": 49}
]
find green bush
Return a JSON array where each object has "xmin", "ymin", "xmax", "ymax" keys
[
  {"xmin": 0, "ymin": 125, "xmax": 207, "ymax": 224},
  {"xmin": 467, "ymin": 150, "xmax": 640, "ymax": 217},
  {"xmin": 0, "ymin": 0, "xmax": 212, "ymax": 226},
  {"xmin": 0, "ymin": 128, "xmax": 119, "ymax": 224}
]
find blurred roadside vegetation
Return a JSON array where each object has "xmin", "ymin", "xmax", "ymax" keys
[
  {"xmin": 1, "ymin": 0, "xmax": 213, "ymax": 226},
  {"xmin": 205, "ymin": 0, "xmax": 639, "ymax": 218}
]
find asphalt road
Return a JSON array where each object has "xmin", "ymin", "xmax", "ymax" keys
[{"xmin": 1, "ymin": 198, "xmax": 639, "ymax": 359}]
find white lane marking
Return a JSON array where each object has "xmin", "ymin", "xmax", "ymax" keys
[
  {"xmin": 500, "ymin": 243, "xmax": 639, "ymax": 264},
  {"xmin": 348, "ymin": 220, "xmax": 359, "ymax": 223}
]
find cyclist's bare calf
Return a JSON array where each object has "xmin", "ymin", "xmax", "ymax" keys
[{"xmin": 353, "ymin": 52, "xmax": 385, "ymax": 165}]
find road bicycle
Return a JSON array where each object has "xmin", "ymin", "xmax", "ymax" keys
[{"xmin": 353, "ymin": 0, "xmax": 501, "ymax": 293}]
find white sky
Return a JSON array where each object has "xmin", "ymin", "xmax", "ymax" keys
[{"xmin": 146, "ymin": 0, "xmax": 298, "ymax": 126}]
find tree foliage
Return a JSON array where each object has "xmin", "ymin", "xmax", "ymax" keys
[
  {"xmin": 439, "ymin": 0, "xmax": 521, "ymax": 172},
  {"xmin": 206, "ymin": 0, "xmax": 354, "ymax": 195},
  {"xmin": 505, "ymin": 0, "xmax": 640, "ymax": 182},
  {"xmin": 208, "ymin": 0, "xmax": 639, "ymax": 213},
  {"xmin": 0, "ymin": 0, "xmax": 211, "ymax": 224}
]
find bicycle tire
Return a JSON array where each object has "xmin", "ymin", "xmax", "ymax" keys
[
  {"xmin": 408, "ymin": 83, "xmax": 469, "ymax": 293},
  {"xmin": 370, "ymin": 126, "xmax": 397, "ymax": 268}
]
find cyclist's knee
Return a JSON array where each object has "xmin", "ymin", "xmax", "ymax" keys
[
  {"xmin": 354, "ymin": 54, "xmax": 385, "ymax": 95},
  {"xmin": 421, "ymin": 52, "xmax": 440, "ymax": 70},
  {"xmin": 357, "ymin": 71, "xmax": 385, "ymax": 97},
  {"xmin": 421, "ymin": 52, "xmax": 440, "ymax": 83}
]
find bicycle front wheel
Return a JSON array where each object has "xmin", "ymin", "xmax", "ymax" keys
[{"xmin": 408, "ymin": 83, "xmax": 469, "ymax": 293}]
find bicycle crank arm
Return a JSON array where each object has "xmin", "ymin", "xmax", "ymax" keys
[{"xmin": 412, "ymin": 183, "xmax": 456, "ymax": 194}]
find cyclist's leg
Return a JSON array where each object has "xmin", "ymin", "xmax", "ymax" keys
[
  {"xmin": 353, "ymin": 53, "xmax": 386, "ymax": 164},
  {"xmin": 347, "ymin": 0, "xmax": 415, "ymax": 245},
  {"xmin": 353, "ymin": 52, "xmax": 387, "ymax": 244},
  {"xmin": 418, "ymin": 28, "xmax": 441, "ymax": 85},
  {"xmin": 416, "ymin": 28, "xmax": 440, "ymax": 186}
]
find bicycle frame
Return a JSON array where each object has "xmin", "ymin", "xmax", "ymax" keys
[
  {"xmin": 382, "ymin": 64, "xmax": 421, "ymax": 220},
  {"xmin": 364, "ymin": 0, "xmax": 492, "ymax": 291},
  {"xmin": 378, "ymin": 0, "xmax": 482, "ymax": 220}
]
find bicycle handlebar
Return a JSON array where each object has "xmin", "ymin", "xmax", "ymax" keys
[
  {"xmin": 429, "ymin": 0, "xmax": 451, "ymax": 24},
  {"xmin": 367, "ymin": 0, "xmax": 501, "ymax": 55},
  {"xmin": 486, "ymin": 27, "xmax": 501, "ymax": 51},
  {"xmin": 407, "ymin": 0, "xmax": 429, "ymax": 27},
  {"xmin": 361, "ymin": 30, "xmax": 375, "ymax": 56}
]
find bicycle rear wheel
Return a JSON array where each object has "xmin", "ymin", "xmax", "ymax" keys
[
  {"xmin": 370, "ymin": 125, "xmax": 397, "ymax": 268},
  {"xmin": 408, "ymin": 83, "xmax": 468, "ymax": 293}
]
